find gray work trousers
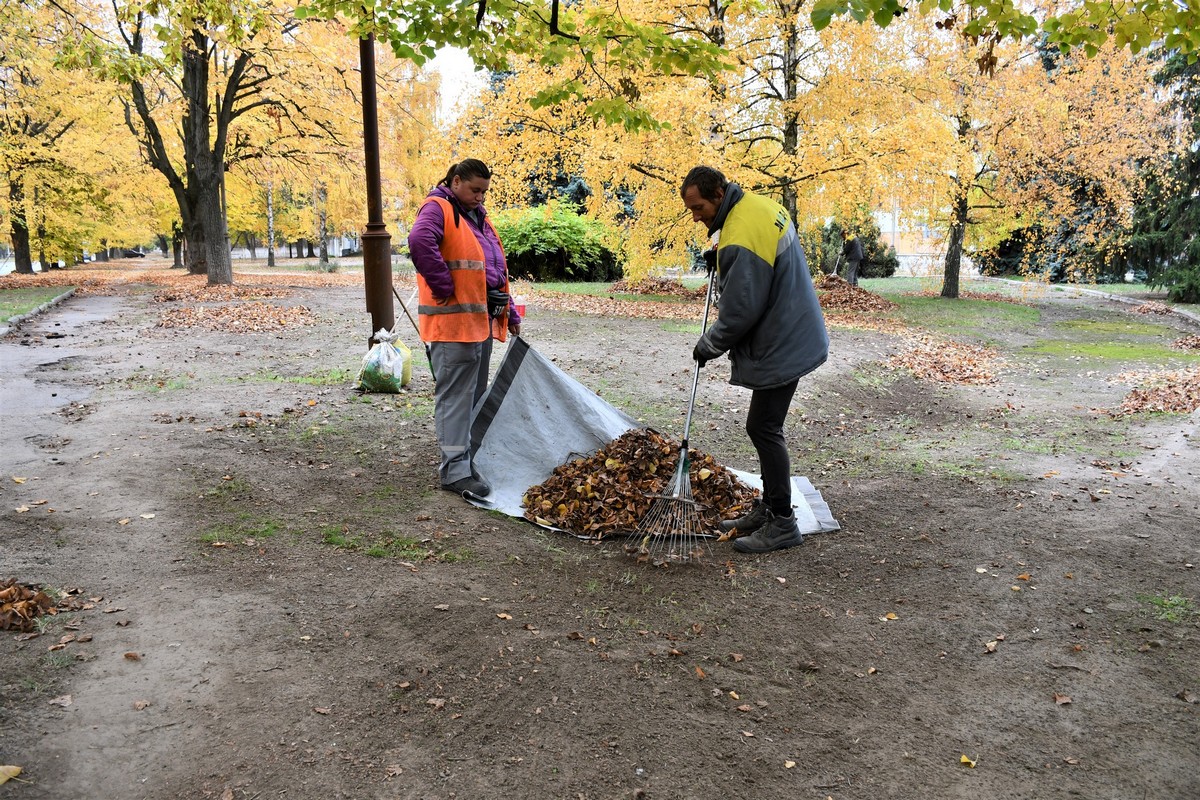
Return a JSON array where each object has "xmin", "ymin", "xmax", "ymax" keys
[
  {"xmin": 430, "ymin": 338, "xmax": 493, "ymax": 485},
  {"xmin": 844, "ymin": 259, "xmax": 861, "ymax": 286}
]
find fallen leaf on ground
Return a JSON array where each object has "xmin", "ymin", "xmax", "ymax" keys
[
  {"xmin": 11, "ymin": 477, "xmax": 26, "ymax": 484},
  {"xmin": 313, "ymin": 707, "xmax": 331, "ymax": 715},
  {"xmin": 784, "ymin": 760, "xmax": 796, "ymax": 769},
  {"xmin": 0, "ymin": 766, "xmax": 22, "ymax": 785},
  {"xmin": 885, "ymin": 334, "xmax": 1003, "ymax": 385},
  {"xmin": 1053, "ymin": 693, "xmax": 1072, "ymax": 705},
  {"xmin": 123, "ymin": 651, "xmax": 141, "ymax": 661},
  {"xmin": 133, "ymin": 700, "xmax": 151, "ymax": 710},
  {"xmin": 960, "ymin": 754, "xmax": 977, "ymax": 768}
]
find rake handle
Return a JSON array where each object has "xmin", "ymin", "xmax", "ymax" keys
[{"xmin": 680, "ymin": 261, "xmax": 719, "ymax": 446}]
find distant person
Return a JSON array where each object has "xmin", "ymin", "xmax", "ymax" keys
[
  {"xmin": 841, "ymin": 229, "xmax": 864, "ymax": 286},
  {"xmin": 408, "ymin": 158, "xmax": 521, "ymax": 498},
  {"xmin": 680, "ymin": 166, "xmax": 829, "ymax": 553}
]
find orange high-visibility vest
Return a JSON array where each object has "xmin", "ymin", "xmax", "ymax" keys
[{"xmin": 416, "ymin": 197, "xmax": 509, "ymax": 344}]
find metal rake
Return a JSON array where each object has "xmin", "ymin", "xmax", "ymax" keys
[{"xmin": 626, "ymin": 263, "xmax": 719, "ymax": 565}]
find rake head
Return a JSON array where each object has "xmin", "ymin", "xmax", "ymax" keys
[{"xmin": 625, "ymin": 452, "xmax": 714, "ymax": 565}]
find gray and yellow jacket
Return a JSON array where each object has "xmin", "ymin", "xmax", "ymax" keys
[{"xmin": 694, "ymin": 183, "xmax": 829, "ymax": 389}]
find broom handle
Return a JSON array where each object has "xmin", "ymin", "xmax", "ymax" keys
[
  {"xmin": 391, "ymin": 285, "xmax": 435, "ymax": 379},
  {"xmin": 680, "ymin": 261, "xmax": 719, "ymax": 451}
]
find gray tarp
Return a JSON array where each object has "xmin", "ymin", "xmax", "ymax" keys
[{"xmin": 467, "ymin": 337, "xmax": 840, "ymax": 536}]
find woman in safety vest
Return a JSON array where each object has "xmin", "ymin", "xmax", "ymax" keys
[{"xmin": 408, "ymin": 159, "xmax": 521, "ymax": 498}]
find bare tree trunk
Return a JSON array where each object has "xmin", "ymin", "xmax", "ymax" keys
[
  {"xmin": 9, "ymin": 177, "xmax": 34, "ymax": 274},
  {"xmin": 172, "ymin": 222, "xmax": 184, "ymax": 269},
  {"xmin": 266, "ymin": 179, "xmax": 276, "ymax": 267},
  {"xmin": 941, "ymin": 189, "xmax": 968, "ymax": 299},
  {"xmin": 34, "ymin": 186, "xmax": 49, "ymax": 270},
  {"xmin": 181, "ymin": 30, "xmax": 231, "ymax": 285},
  {"xmin": 316, "ymin": 182, "xmax": 329, "ymax": 266},
  {"xmin": 779, "ymin": 7, "xmax": 801, "ymax": 226}
]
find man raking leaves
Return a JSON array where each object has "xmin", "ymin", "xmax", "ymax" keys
[{"xmin": 680, "ymin": 166, "xmax": 830, "ymax": 553}]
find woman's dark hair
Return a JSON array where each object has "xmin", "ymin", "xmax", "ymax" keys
[
  {"xmin": 680, "ymin": 166, "xmax": 727, "ymax": 201},
  {"xmin": 440, "ymin": 158, "xmax": 492, "ymax": 187}
]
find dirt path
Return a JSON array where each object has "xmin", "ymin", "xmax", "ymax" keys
[{"xmin": 2, "ymin": 271, "xmax": 1198, "ymax": 800}]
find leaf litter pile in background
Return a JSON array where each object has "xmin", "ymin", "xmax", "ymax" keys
[
  {"xmin": 526, "ymin": 288, "xmax": 705, "ymax": 321},
  {"xmin": 152, "ymin": 284, "xmax": 293, "ymax": 302},
  {"xmin": 1113, "ymin": 366, "xmax": 1200, "ymax": 414},
  {"xmin": 608, "ymin": 277, "xmax": 707, "ymax": 299},
  {"xmin": 816, "ymin": 274, "xmax": 899, "ymax": 313},
  {"xmin": 156, "ymin": 302, "xmax": 318, "ymax": 332},
  {"xmin": 522, "ymin": 429, "xmax": 758, "ymax": 539},
  {"xmin": 1171, "ymin": 334, "xmax": 1200, "ymax": 352},
  {"xmin": 1132, "ymin": 301, "xmax": 1174, "ymax": 316},
  {"xmin": 0, "ymin": 579, "xmax": 86, "ymax": 633},
  {"xmin": 886, "ymin": 334, "xmax": 1003, "ymax": 385},
  {"xmin": 904, "ymin": 288, "xmax": 1028, "ymax": 305}
]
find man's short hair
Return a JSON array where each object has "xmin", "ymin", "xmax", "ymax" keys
[{"xmin": 680, "ymin": 166, "xmax": 728, "ymax": 201}]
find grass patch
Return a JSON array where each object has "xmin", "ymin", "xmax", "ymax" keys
[
  {"xmin": 1024, "ymin": 339, "xmax": 1200, "ymax": 362},
  {"xmin": 321, "ymin": 525, "xmax": 434, "ymax": 560},
  {"xmin": 0, "ymin": 286, "xmax": 72, "ymax": 321},
  {"xmin": 248, "ymin": 368, "xmax": 355, "ymax": 386},
  {"xmin": 886, "ymin": 293, "xmax": 1041, "ymax": 339},
  {"xmin": 200, "ymin": 476, "xmax": 254, "ymax": 499},
  {"xmin": 118, "ymin": 370, "xmax": 190, "ymax": 392},
  {"xmin": 200, "ymin": 515, "xmax": 284, "ymax": 543},
  {"xmin": 1138, "ymin": 593, "xmax": 1197, "ymax": 623},
  {"xmin": 661, "ymin": 321, "xmax": 702, "ymax": 333},
  {"xmin": 1055, "ymin": 319, "xmax": 1173, "ymax": 337}
]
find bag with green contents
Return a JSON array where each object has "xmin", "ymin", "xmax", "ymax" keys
[{"xmin": 355, "ymin": 327, "xmax": 412, "ymax": 392}]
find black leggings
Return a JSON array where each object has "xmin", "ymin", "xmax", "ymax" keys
[{"xmin": 745, "ymin": 378, "xmax": 800, "ymax": 517}]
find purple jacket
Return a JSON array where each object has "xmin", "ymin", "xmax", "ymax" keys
[{"xmin": 408, "ymin": 185, "xmax": 520, "ymax": 324}]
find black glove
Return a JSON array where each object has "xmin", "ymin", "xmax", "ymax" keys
[
  {"xmin": 487, "ymin": 287, "xmax": 509, "ymax": 318},
  {"xmin": 702, "ymin": 248, "xmax": 717, "ymax": 274},
  {"xmin": 693, "ymin": 336, "xmax": 720, "ymax": 368}
]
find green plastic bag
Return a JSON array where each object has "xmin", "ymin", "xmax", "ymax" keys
[{"xmin": 356, "ymin": 328, "xmax": 412, "ymax": 392}]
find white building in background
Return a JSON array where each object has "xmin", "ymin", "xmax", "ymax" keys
[{"xmin": 871, "ymin": 202, "xmax": 975, "ymax": 277}]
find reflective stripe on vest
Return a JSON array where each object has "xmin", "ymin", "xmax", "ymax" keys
[{"xmin": 416, "ymin": 197, "xmax": 508, "ymax": 343}]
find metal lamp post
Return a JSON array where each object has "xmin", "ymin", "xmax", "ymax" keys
[{"xmin": 359, "ymin": 32, "xmax": 395, "ymax": 345}]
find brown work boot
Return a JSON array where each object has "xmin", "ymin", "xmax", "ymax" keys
[{"xmin": 732, "ymin": 510, "xmax": 803, "ymax": 553}]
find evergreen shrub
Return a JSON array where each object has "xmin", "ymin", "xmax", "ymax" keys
[{"xmin": 493, "ymin": 202, "xmax": 623, "ymax": 282}]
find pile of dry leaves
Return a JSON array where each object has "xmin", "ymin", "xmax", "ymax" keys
[
  {"xmin": 1115, "ymin": 367, "xmax": 1200, "ymax": 414},
  {"xmin": 153, "ymin": 284, "xmax": 293, "ymax": 302},
  {"xmin": 1172, "ymin": 335, "xmax": 1200, "ymax": 352},
  {"xmin": 522, "ymin": 429, "xmax": 758, "ymax": 539},
  {"xmin": 816, "ymin": 274, "xmax": 899, "ymax": 313},
  {"xmin": 886, "ymin": 335, "xmax": 1003, "ymax": 385},
  {"xmin": 608, "ymin": 277, "xmax": 707, "ymax": 299},
  {"xmin": 156, "ymin": 302, "xmax": 318, "ymax": 332},
  {"xmin": 904, "ymin": 289, "xmax": 1027, "ymax": 305},
  {"xmin": 1132, "ymin": 301, "xmax": 1174, "ymax": 316},
  {"xmin": 529, "ymin": 290, "xmax": 705, "ymax": 321},
  {"xmin": 0, "ymin": 579, "xmax": 84, "ymax": 633}
]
